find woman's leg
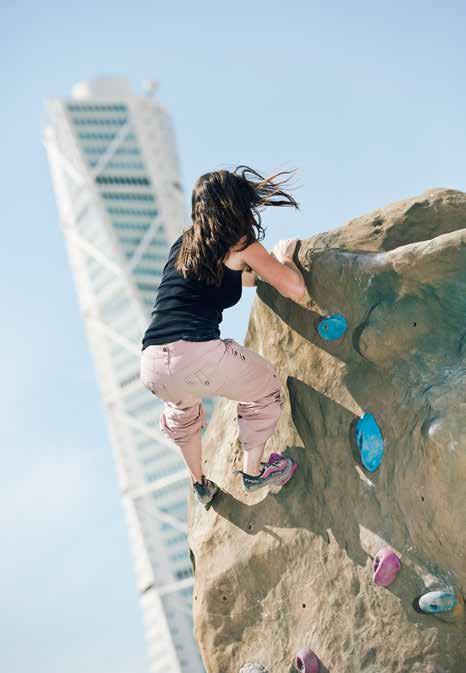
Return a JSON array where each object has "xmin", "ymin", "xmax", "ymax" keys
[
  {"xmin": 237, "ymin": 384, "xmax": 283, "ymax": 474},
  {"xmin": 243, "ymin": 443, "xmax": 267, "ymax": 476},
  {"xmin": 214, "ymin": 339, "xmax": 284, "ymax": 475},
  {"xmin": 141, "ymin": 338, "xmax": 283, "ymax": 484},
  {"xmin": 178, "ymin": 428, "xmax": 203, "ymax": 484},
  {"xmin": 159, "ymin": 398, "xmax": 206, "ymax": 484},
  {"xmin": 141, "ymin": 342, "xmax": 211, "ymax": 485}
]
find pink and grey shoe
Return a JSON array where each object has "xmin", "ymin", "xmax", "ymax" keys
[{"xmin": 234, "ymin": 452, "xmax": 298, "ymax": 493}]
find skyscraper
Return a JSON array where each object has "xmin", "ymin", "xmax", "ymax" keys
[{"xmin": 43, "ymin": 76, "xmax": 210, "ymax": 673}]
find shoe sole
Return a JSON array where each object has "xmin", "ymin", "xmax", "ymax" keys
[{"xmin": 277, "ymin": 460, "xmax": 298, "ymax": 485}]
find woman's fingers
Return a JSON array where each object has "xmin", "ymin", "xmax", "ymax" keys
[{"xmin": 272, "ymin": 238, "xmax": 299, "ymax": 261}]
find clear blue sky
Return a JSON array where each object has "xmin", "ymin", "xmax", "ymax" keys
[{"xmin": 2, "ymin": 2, "xmax": 465, "ymax": 672}]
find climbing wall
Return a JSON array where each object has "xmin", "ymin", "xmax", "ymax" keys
[{"xmin": 188, "ymin": 188, "xmax": 466, "ymax": 673}]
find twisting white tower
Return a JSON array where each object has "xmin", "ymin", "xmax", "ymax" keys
[{"xmin": 43, "ymin": 76, "xmax": 210, "ymax": 673}]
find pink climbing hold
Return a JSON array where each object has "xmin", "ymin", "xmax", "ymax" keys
[
  {"xmin": 372, "ymin": 548, "xmax": 401, "ymax": 587},
  {"xmin": 294, "ymin": 648, "xmax": 320, "ymax": 673}
]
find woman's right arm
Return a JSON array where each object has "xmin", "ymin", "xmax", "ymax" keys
[{"xmin": 241, "ymin": 240, "xmax": 306, "ymax": 303}]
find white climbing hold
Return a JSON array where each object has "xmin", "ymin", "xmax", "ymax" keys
[
  {"xmin": 419, "ymin": 590, "xmax": 458, "ymax": 614},
  {"xmin": 239, "ymin": 663, "xmax": 269, "ymax": 673}
]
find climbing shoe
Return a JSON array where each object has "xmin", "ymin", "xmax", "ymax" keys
[
  {"xmin": 234, "ymin": 453, "xmax": 298, "ymax": 493},
  {"xmin": 192, "ymin": 475, "xmax": 219, "ymax": 510}
]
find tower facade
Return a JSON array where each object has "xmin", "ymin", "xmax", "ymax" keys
[{"xmin": 43, "ymin": 76, "xmax": 210, "ymax": 673}]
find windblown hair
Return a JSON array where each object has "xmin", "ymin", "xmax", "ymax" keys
[{"xmin": 174, "ymin": 165, "xmax": 300, "ymax": 287}]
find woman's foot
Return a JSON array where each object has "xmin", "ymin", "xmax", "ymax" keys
[
  {"xmin": 234, "ymin": 453, "xmax": 298, "ymax": 493},
  {"xmin": 192, "ymin": 475, "xmax": 219, "ymax": 510}
]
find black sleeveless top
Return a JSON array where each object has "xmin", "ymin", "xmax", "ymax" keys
[{"xmin": 141, "ymin": 233, "xmax": 243, "ymax": 350}]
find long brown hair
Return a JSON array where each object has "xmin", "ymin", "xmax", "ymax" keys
[{"xmin": 174, "ymin": 165, "xmax": 300, "ymax": 287}]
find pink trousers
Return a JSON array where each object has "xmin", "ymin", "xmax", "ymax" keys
[{"xmin": 139, "ymin": 338, "xmax": 283, "ymax": 454}]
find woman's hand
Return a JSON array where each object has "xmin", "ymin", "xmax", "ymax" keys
[
  {"xmin": 271, "ymin": 238, "xmax": 307, "ymax": 304},
  {"xmin": 271, "ymin": 238, "xmax": 299, "ymax": 263},
  {"xmin": 241, "ymin": 240, "xmax": 307, "ymax": 303}
]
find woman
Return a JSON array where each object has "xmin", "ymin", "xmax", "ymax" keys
[{"xmin": 140, "ymin": 165, "xmax": 306, "ymax": 510}]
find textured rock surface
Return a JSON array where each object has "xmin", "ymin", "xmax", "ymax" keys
[{"xmin": 188, "ymin": 188, "xmax": 466, "ymax": 673}]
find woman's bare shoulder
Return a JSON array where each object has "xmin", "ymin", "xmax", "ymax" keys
[{"xmin": 224, "ymin": 235, "xmax": 253, "ymax": 270}]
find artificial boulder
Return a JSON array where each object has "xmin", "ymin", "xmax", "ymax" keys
[{"xmin": 188, "ymin": 188, "xmax": 466, "ymax": 673}]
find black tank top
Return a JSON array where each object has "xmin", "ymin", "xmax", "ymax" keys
[{"xmin": 141, "ymin": 233, "xmax": 243, "ymax": 350}]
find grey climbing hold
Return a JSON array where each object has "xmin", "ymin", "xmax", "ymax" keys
[
  {"xmin": 317, "ymin": 313, "xmax": 348, "ymax": 341},
  {"xmin": 239, "ymin": 663, "xmax": 269, "ymax": 673},
  {"xmin": 355, "ymin": 412, "xmax": 384, "ymax": 472}
]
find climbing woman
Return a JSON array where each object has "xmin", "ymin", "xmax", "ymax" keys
[{"xmin": 140, "ymin": 165, "xmax": 306, "ymax": 510}]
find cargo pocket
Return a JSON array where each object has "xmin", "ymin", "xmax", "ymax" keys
[
  {"xmin": 184, "ymin": 367, "xmax": 213, "ymax": 389},
  {"xmin": 224, "ymin": 338, "xmax": 246, "ymax": 361}
]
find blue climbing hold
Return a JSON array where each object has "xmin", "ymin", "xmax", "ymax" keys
[
  {"xmin": 317, "ymin": 314, "xmax": 348, "ymax": 341},
  {"xmin": 355, "ymin": 412, "xmax": 384, "ymax": 472},
  {"xmin": 419, "ymin": 591, "xmax": 458, "ymax": 614}
]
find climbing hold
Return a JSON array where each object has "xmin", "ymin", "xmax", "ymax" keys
[
  {"xmin": 316, "ymin": 313, "xmax": 348, "ymax": 341},
  {"xmin": 418, "ymin": 590, "xmax": 458, "ymax": 614},
  {"xmin": 294, "ymin": 647, "xmax": 320, "ymax": 673},
  {"xmin": 372, "ymin": 548, "xmax": 401, "ymax": 587},
  {"xmin": 239, "ymin": 663, "xmax": 268, "ymax": 673},
  {"xmin": 414, "ymin": 591, "xmax": 464, "ymax": 624},
  {"xmin": 355, "ymin": 412, "xmax": 384, "ymax": 472}
]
